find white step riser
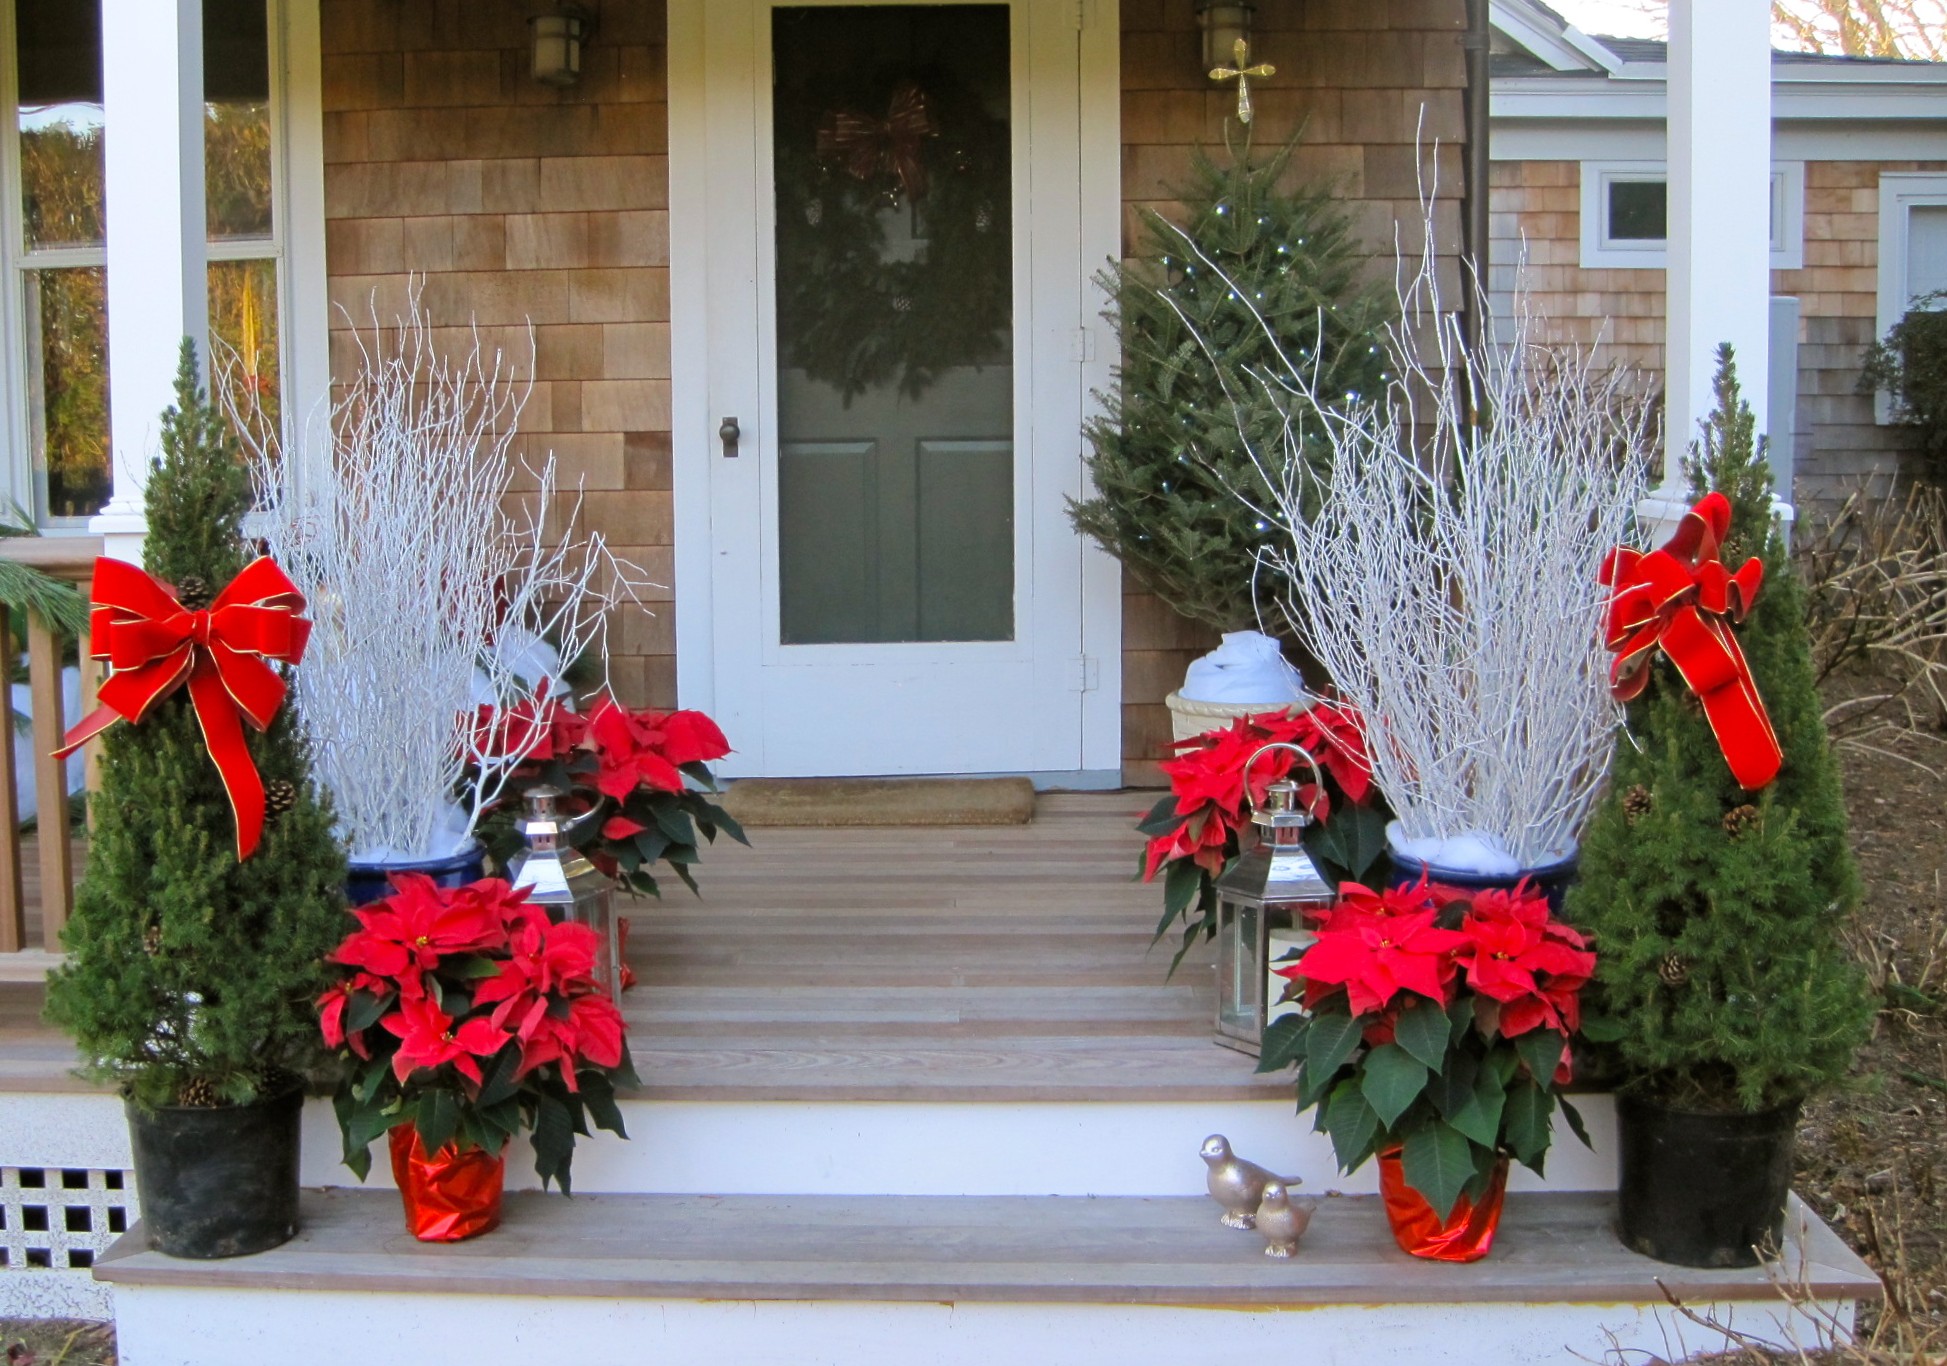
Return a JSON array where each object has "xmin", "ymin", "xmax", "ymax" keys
[
  {"xmin": 110, "ymin": 1284, "xmax": 1852, "ymax": 1366},
  {"xmin": 2, "ymin": 1090, "xmax": 1620, "ymax": 1198}
]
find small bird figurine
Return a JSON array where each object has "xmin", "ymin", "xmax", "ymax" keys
[
  {"xmin": 1253, "ymin": 1181, "xmax": 1315, "ymax": 1258},
  {"xmin": 1200, "ymin": 1134, "xmax": 1294, "ymax": 1230}
]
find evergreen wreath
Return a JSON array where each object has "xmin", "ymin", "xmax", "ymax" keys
[{"xmin": 774, "ymin": 67, "xmax": 1012, "ymax": 400}]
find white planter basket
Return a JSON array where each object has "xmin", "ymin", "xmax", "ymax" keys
[{"xmin": 1162, "ymin": 692, "xmax": 1313, "ymax": 746}]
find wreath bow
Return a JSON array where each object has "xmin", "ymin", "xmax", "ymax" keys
[
  {"xmin": 1600, "ymin": 491, "xmax": 1781, "ymax": 790},
  {"xmin": 816, "ymin": 81, "xmax": 936, "ymax": 200},
  {"xmin": 56, "ymin": 557, "xmax": 312, "ymax": 860}
]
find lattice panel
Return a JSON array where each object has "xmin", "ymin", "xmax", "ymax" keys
[{"xmin": 0, "ymin": 1166, "xmax": 133, "ymax": 1274}]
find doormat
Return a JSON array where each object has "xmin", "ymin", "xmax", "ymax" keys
[{"xmin": 720, "ymin": 776, "xmax": 1036, "ymax": 828}]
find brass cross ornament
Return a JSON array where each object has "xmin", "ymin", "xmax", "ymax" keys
[{"xmin": 1210, "ymin": 37, "xmax": 1275, "ymax": 125}]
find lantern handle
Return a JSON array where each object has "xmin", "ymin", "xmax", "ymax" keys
[
  {"xmin": 522, "ymin": 783, "xmax": 608, "ymax": 840},
  {"xmin": 1241, "ymin": 741, "xmax": 1325, "ymax": 810}
]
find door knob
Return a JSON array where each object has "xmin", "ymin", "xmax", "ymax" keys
[{"xmin": 719, "ymin": 416, "xmax": 741, "ymax": 457}]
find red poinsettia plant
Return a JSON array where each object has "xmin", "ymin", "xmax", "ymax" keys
[
  {"xmin": 319, "ymin": 872, "xmax": 638, "ymax": 1193},
  {"xmin": 476, "ymin": 694, "xmax": 747, "ymax": 899},
  {"xmin": 1255, "ymin": 876, "xmax": 1597, "ymax": 1219},
  {"xmin": 1139, "ymin": 704, "xmax": 1391, "ymax": 969}
]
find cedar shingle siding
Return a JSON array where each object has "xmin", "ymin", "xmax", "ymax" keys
[
  {"xmin": 318, "ymin": 0, "xmax": 1469, "ymax": 783},
  {"xmin": 1491, "ymin": 157, "xmax": 1947, "ymax": 509}
]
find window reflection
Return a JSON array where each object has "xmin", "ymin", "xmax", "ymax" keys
[
  {"xmin": 26, "ymin": 267, "xmax": 109, "ymax": 520},
  {"xmin": 16, "ymin": 0, "xmax": 104, "ymax": 250},
  {"xmin": 205, "ymin": 0, "xmax": 272, "ymax": 240}
]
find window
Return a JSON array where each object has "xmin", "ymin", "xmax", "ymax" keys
[
  {"xmin": 1873, "ymin": 172, "xmax": 1947, "ymax": 424},
  {"xmin": 3, "ymin": 0, "xmax": 287, "ymax": 526},
  {"xmin": 1577, "ymin": 160, "xmax": 1804, "ymax": 271}
]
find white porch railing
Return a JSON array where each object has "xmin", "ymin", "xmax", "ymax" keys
[{"xmin": 0, "ymin": 536, "xmax": 100, "ymax": 966}]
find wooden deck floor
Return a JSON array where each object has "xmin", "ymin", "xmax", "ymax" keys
[{"xmin": 1, "ymin": 793, "xmax": 1277, "ymax": 1101}]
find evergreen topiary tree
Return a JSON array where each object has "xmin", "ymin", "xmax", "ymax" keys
[
  {"xmin": 1069, "ymin": 137, "xmax": 1391, "ymax": 634},
  {"xmin": 46, "ymin": 341, "xmax": 348, "ymax": 1110},
  {"xmin": 1567, "ymin": 346, "xmax": 1872, "ymax": 1112}
]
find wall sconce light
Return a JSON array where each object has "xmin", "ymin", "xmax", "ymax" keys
[
  {"xmin": 1198, "ymin": 2, "xmax": 1272, "ymax": 125},
  {"xmin": 1197, "ymin": 2, "xmax": 1257, "ymax": 74},
  {"xmin": 530, "ymin": 5, "xmax": 592, "ymax": 88}
]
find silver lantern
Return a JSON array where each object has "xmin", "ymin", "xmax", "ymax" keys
[
  {"xmin": 508, "ymin": 785, "xmax": 623, "ymax": 1003},
  {"xmin": 1213, "ymin": 743, "xmax": 1336, "ymax": 1055}
]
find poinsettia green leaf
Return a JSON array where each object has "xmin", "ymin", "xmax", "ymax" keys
[
  {"xmin": 1360, "ymin": 1043, "xmax": 1429, "ymax": 1130},
  {"xmin": 653, "ymin": 805, "xmax": 698, "ymax": 848},
  {"xmin": 707, "ymin": 803, "xmax": 750, "ymax": 846},
  {"xmin": 1162, "ymin": 858, "xmax": 1202, "ymax": 920},
  {"xmin": 476, "ymin": 1044, "xmax": 523, "ymax": 1109},
  {"xmin": 1445, "ymin": 1064, "xmax": 1507, "ymax": 1149},
  {"xmin": 531, "ymin": 1093, "xmax": 577, "ymax": 1194},
  {"xmin": 1515, "ymin": 1028, "xmax": 1568, "ymax": 1088},
  {"xmin": 1426, "ymin": 1044, "xmax": 1480, "ymax": 1119},
  {"xmin": 1502, "ymin": 1079, "xmax": 1554, "ymax": 1169},
  {"xmin": 1323, "ymin": 1080, "xmax": 1381, "ymax": 1171},
  {"xmin": 1256, "ymin": 1014, "xmax": 1308, "ymax": 1074},
  {"xmin": 1560, "ymin": 1094, "xmax": 1593, "ymax": 1150},
  {"xmin": 1577, "ymin": 1014, "xmax": 1625, "ymax": 1043},
  {"xmin": 1136, "ymin": 795, "xmax": 1185, "ymax": 837},
  {"xmin": 416, "ymin": 1088, "xmax": 460, "ymax": 1157},
  {"xmin": 1402, "ymin": 1121, "xmax": 1475, "ymax": 1223},
  {"xmin": 1305, "ymin": 1008, "xmax": 1364, "ymax": 1081},
  {"xmin": 1295, "ymin": 1057, "xmax": 1336, "ymax": 1112},
  {"xmin": 346, "ymin": 989, "xmax": 389, "ymax": 1034},
  {"xmin": 1394, "ymin": 999, "xmax": 1451, "ymax": 1072}
]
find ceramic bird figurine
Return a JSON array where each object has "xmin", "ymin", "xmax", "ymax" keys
[
  {"xmin": 1200, "ymin": 1134, "xmax": 1295, "ymax": 1230},
  {"xmin": 1254, "ymin": 1181, "xmax": 1315, "ymax": 1258}
]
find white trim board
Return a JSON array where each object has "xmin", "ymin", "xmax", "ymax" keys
[{"xmin": 1492, "ymin": 119, "xmax": 1947, "ymax": 164}]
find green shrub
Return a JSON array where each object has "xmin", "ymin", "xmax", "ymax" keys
[
  {"xmin": 1862, "ymin": 291, "xmax": 1947, "ymax": 476},
  {"xmin": 1069, "ymin": 137, "xmax": 1390, "ymax": 634},
  {"xmin": 1566, "ymin": 346, "xmax": 1873, "ymax": 1112},
  {"xmin": 45, "ymin": 342, "xmax": 348, "ymax": 1110}
]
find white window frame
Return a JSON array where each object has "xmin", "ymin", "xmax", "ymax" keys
[
  {"xmin": 0, "ymin": 0, "xmax": 321, "ymax": 530},
  {"xmin": 1578, "ymin": 159, "xmax": 1805, "ymax": 271},
  {"xmin": 1872, "ymin": 171, "xmax": 1947, "ymax": 426}
]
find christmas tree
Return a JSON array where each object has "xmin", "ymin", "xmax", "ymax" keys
[
  {"xmin": 1069, "ymin": 138, "xmax": 1391, "ymax": 634},
  {"xmin": 46, "ymin": 341, "xmax": 348, "ymax": 1110},
  {"xmin": 1566, "ymin": 347, "xmax": 1871, "ymax": 1112}
]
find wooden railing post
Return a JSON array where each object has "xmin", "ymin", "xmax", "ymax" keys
[{"xmin": 28, "ymin": 613, "xmax": 73, "ymax": 950}]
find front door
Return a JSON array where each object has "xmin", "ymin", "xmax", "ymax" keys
[{"xmin": 669, "ymin": 0, "xmax": 1120, "ymax": 779}]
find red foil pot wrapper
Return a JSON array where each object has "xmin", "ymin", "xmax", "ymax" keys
[
  {"xmin": 388, "ymin": 1124, "xmax": 506, "ymax": 1243},
  {"xmin": 1377, "ymin": 1148, "xmax": 1510, "ymax": 1263}
]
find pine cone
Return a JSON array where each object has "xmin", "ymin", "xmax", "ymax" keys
[
  {"xmin": 264, "ymin": 778, "xmax": 298, "ymax": 817},
  {"xmin": 176, "ymin": 1076, "xmax": 221, "ymax": 1108},
  {"xmin": 1622, "ymin": 785, "xmax": 1652, "ymax": 826},
  {"xmin": 175, "ymin": 575, "xmax": 212, "ymax": 611},
  {"xmin": 142, "ymin": 923, "xmax": 162, "ymax": 956},
  {"xmin": 1723, "ymin": 803, "xmax": 1760, "ymax": 838},
  {"xmin": 1658, "ymin": 953, "xmax": 1691, "ymax": 987}
]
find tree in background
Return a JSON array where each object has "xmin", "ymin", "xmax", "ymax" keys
[
  {"xmin": 1069, "ymin": 138, "xmax": 1391, "ymax": 636},
  {"xmin": 45, "ymin": 342, "xmax": 347, "ymax": 1110},
  {"xmin": 1772, "ymin": 0, "xmax": 1944, "ymax": 60}
]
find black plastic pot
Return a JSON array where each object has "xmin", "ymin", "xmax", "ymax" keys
[
  {"xmin": 1616, "ymin": 1092, "xmax": 1801, "ymax": 1267},
  {"xmin": 125, "ymin": 1083, "xmax": 304, "ymax": 1259}
]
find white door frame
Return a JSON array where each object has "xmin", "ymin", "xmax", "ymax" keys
[{"xmin": 667, "ymin": 0, "xmax": 1123, "ymax": 783}]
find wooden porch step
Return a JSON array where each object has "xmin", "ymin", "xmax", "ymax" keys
[{"xmin": 97, "ymin": 1188, "xmax": 1877, "ymax": 1308}]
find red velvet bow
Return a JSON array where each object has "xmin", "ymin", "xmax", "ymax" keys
[
  {"xmin": 56, "ymin": 557, "xmax": 312, "ymax": 860},
  {"xmin": 815, "ymin": 81, "xmax": 936, "ymax": 200},
  {"xmin": 1600, "ymin": 492, "xmax": 1781, "ymax": 790}
]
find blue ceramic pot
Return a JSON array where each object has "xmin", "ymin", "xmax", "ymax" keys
[
  {"xmin": 345, "ymin": 843, "xmax": 487, "ymax": 908},
  {"xmin": 1383, "ymin": 844, "xmax": 1580, "ymax": 917}
]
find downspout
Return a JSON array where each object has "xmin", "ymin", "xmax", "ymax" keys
[{"xmin": 1461, "ymin": 0, "xmax": 1492, "ymax": 356}]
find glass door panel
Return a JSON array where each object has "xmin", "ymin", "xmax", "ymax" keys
[{"xmin": 771, "ymin": 5, "xmax": 1014, "ymax": 645}]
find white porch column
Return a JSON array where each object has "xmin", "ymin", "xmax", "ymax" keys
[
  {"xmin": 92, "ymin": 0, "xmax": 208, "ymax": 562},
  {"xmin": 1645, "ymin": 0, "xmax": 1773, "ymax": 532}
]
